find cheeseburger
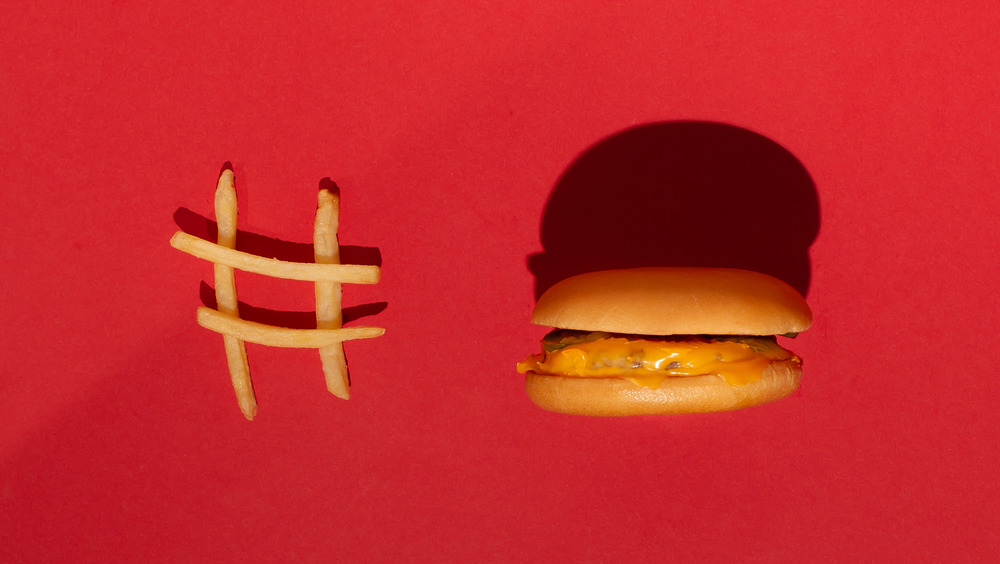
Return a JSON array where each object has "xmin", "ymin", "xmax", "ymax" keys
[{"xmin": 516, "ymin": 267, "xmax": 812, "ymax": 415}]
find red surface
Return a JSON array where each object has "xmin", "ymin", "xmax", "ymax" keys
[{"xmin": 3, "ymin": 2, "xmax": 999, "ymax": 562}]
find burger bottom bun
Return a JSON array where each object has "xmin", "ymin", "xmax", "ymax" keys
[{"xmin": 523, "ymin": 360, "xmax": 802, "ymax": 416}]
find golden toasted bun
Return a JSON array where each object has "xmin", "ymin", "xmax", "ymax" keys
[
  {"xmin": 532, "ymin": 267, "xmax": 811, "ymax": 336},
  {"xmin": 524, "ymin": 359, "xmax": 802, "ymax": 416}
]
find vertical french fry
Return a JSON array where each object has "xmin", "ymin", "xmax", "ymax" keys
[
  {"xmin": 214, "ymin": 169, "xmax": 257, "ymax": 420},
  {"xmin": 314, "ymin": 187, "xmax": 350, "ymax": 399}
]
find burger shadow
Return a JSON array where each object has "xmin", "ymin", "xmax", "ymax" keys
[
  {"xmin": 173, "ymin": 175, "xmax": 387, "ymax": 328},
  {"xmin": 529, "ymin": 121, "xmax": 820, "ymax": 299}
]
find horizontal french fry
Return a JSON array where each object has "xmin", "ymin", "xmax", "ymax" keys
[
  {"xmin": 197, "ymin": 307, "xmax": 384, "ymax": 348},
  {"xmin": 170, "ymin": 231, "xmax": 380, "ymax": 284}
]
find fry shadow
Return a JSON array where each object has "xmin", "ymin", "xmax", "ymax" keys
[{"xmin": 528, "ymin": 121, "xmax": 820, "ymax": 299}]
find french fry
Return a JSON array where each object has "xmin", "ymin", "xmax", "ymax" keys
[
  {"xmin": 213, "ymin": 169, "xmax": 257, "ymax": 420},
  {"xmin": 169, "ymin": 231, "xmax": 380, "ymax": 284},
  {"xmin": 197, "ymin": 307, "xmax": 385, "ymax": 347},
  {"xmin": 314, "ymin": 188, "xmax": 351, "ymax": 399}
]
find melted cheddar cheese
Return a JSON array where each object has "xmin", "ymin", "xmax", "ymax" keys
[{"xmin": 516, "ymin": 332, "xmax": 797, "ymax": 388}]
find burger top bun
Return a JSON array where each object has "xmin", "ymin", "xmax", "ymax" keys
[{"xmin": 531, "ymin": 267, "xmax": 811, "ymax": 336}]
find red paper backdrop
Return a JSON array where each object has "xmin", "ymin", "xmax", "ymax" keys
[{"xmin": 3, "ymin": 2, "xmax": 999, "ymax": 562}]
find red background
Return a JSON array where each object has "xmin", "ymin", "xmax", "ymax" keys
[{"xmin": 3, "ymin": 2, "xmax": 999, "ymax": 562}]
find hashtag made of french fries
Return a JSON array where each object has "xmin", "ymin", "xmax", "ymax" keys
[{"xmin": 170, "ymin": 168, "xmax": 384, "ymax": 420}]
